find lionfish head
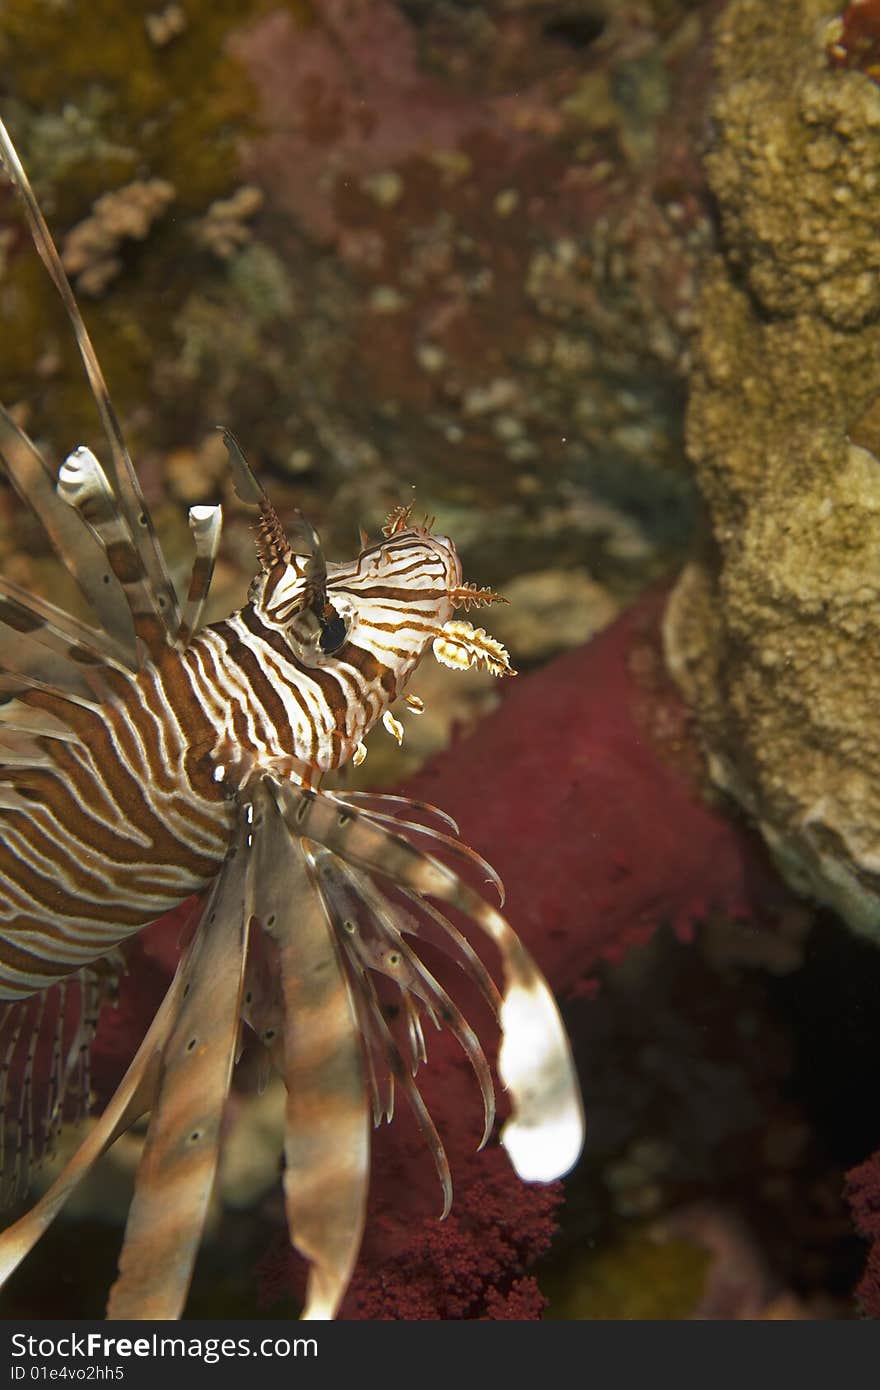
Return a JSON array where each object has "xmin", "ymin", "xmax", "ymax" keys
[{"xmin": 252, "ymin": 492, "xmax": 516, "ymax": 687}]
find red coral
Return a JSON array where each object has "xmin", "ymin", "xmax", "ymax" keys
[
  {"xmin": 846, "ymin": 1150, "xmax": 880, "ymax": 1315},
  {"xmin": 827, "ymin": 2, "xmax": 880, "ymax": 80},
  {"xmin": 401, "ymin": 584, "xmax": 791, "ymax": 999},
  {"xmin": 341, "ymin": 1091, "xmax": 563, "ymax": 1320}
]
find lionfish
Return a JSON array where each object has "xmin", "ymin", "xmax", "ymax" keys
[{"xmin": 0, "ymin": 116, "xmax": 584, "ymax": 1319}]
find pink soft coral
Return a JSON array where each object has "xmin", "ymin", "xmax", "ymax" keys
[
  {"xmin": 846, "ymin": 1150, "xmax": 880, "ymax": 1315},
  {"xmin": 401, "ymin": 585, "xmax": 789, "ymax": 997}
]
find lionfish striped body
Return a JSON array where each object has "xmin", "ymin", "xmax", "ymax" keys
[
  {"xmin": 0, "ymin": 514, "xmax": 465, "ymax": 997},
  {"xmin": 0, "ymin": 117, "xmax": 584, "ymax": 1320}
]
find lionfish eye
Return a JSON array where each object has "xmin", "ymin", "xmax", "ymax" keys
[{"xmin": 319, "ymin": 611, "xmax": 348, "ymax": 655}]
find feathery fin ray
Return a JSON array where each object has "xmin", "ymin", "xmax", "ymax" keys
[{"xmin": 275, "ymin": 781, "xmax": 585, "ymax": 1186}]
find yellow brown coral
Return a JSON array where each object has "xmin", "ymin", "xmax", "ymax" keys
[{"xmin": 665, "ymin": 0, "xmax": 880, "ymax": 937}]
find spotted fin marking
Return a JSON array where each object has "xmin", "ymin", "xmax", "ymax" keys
[
  {"xmin": 326, "ymin": 852, "xmax": 496, "ymax": 1153},
  {"xmin": 305, "ymin": 846, "xmax": 457, "ymax": 1216},
  {"xmin": 250, "ymin": 780, "xmax": 369, "ymax": 1322},
  {"xmin": 105, "ymin": 835, "xmax": 249, "ymax": 1319}
]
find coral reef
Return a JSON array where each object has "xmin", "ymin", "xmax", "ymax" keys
[
  {"xmin": 225, "ymin": 0, "xmax": 716, "ymax": 576},
  {"xmin": 9, "ymin": 588, "xmax": 806, "ymax": 1320},
  {"xmin": 259, "ymin": 1085, "xmax": 564, "ymax": 1320},
  {"xmin": 664, "ymin": 0, "xmax": 880, "ymax": 939},
  {"xmin": 4, "ymin": 0, "xmax": 877, "ymax": 1324},
  {"xmin": 4, "ymin": 590, "xmax": 878, "ymax": 1319},
  {"xmin": 0, "ymin": 0, "xmax": 269, "ymax": 453},
  {"xmin": 1, "ymin": 0, "xmax": 721, "ymax": 597}
]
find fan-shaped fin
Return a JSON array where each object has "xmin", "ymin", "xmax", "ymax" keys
[
  {"xmin": 337, "ymin": 791, "xmax": 460, "ymax": 837},
  {"xmin": 358, "ymin": 970, "xmax": 453, "ymax": 1217},
  {"xmin": 107, "ymin": 835, "xmax": 250, "ymax": 1319},
  {"xmin": 276, "ymin": 781, "xmax": 585, "ymax": 1185},
  {"xmin": 330, "ymin": 794, "xmax": 505, "ymax": 905},
  {"xmin": 399, "ymin": 890, "xmax": 502, "ymax": 1016},
  {"xmin": 249, "ymin": 779, "xmax": 369, "ymax": 1322},
  {"xmin": 308, "ymin": 855, "xmax": 454, "ymax": 1216},
  {"xmin": 324, "ymin": 853, "xmax": 496, "ymax": 1150}
]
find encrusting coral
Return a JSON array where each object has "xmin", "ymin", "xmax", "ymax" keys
[{"xmin": 664, "ymin": 0, "xmax": 880, "ymax": 941}]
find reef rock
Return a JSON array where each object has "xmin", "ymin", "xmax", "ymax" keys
[{"xmin": 664, "ymin": 0, "xmax": 880, "ymax": 939}]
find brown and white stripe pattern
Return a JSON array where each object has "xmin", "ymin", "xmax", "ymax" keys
[
  {"xmin": 0, "ymin": 112, "xmax": 584, "ymax": 1321},
  {"xmin": 0, "ymin": 514, "xmax": 466, "ymax": 999}
]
